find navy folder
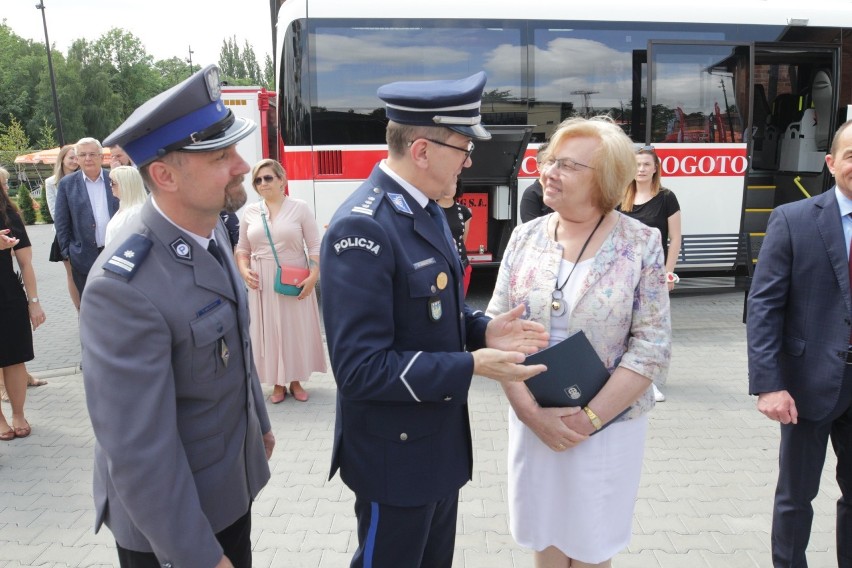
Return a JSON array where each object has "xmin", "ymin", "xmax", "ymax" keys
[{"xmin": 523, "ymin": 330, "xmax": 610, "ymax": 408}]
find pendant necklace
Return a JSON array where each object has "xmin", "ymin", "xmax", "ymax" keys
[{"xmin": 551, "ymin": 214, "xmax": 605, "ymax": 316}]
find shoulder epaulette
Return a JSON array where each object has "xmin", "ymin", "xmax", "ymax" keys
[
  {"xmin": 351, "ymin": 187, "xmax": 385, "ymax": 216},
  {"xmin": 102, "ymin": 233, "xmax": 153, "ymax": 281}
]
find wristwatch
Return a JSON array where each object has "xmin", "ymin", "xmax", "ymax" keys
[
  {"xmin": 29, "ymin": 297, "xmax": 39, "ymax": 304},
  {"xmin": 582, "ymin": 406, "xmax": 603, "ymax": 431}
]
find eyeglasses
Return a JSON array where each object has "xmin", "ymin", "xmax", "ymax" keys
[
  {"xmin": 541, "ymin": 156, "xmax": 595, "ymax": 174},
  {"xmin": 416, "ymin": 138, "xmax": 475, "ymax": 160},
  {"xmin": 636, "ymin": 145, "xmax": 656, "ymax": 153},
  {"xmin": 78, "ymin": 152, "xmax": 101, "ymax": 159},
  {"xmin": 109, "ymin": 179, "xmax": 119, "ymax": 187},
  {"xmin": 253, "ymin": 174, "xmax": 277, "ymax": 185}
]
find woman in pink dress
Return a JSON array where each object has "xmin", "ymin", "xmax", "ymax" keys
[{"xmin": 236, "ymin": 159, "xmax": 326, "ymax": 403}]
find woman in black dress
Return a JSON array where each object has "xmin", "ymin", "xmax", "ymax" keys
[
  {"xmin": 438, "ymin": 181, "xmax": 473, "ymax": 295},
  {"xmin": 0, "ymin": 167, "xmax": 46, "ymax": 440},
  {"xmin": 618, "ymin": 146, "xmax": 681, "ymax": 402}
]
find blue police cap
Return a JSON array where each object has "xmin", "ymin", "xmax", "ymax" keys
[
  {"xmin": 377, "ymin": 72, "xmax": 491, "ymax": 140},
  {"xmin": 103, "ymin": 65, "xmax": 256, "ymax": 167}
]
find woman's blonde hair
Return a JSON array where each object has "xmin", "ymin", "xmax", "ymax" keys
[
  {"xmin": 543, "ymin": 116, "xmax": 637, "ymax": 212},
  {"xmin": 620, "ymin": 147, "xmax": 661, "ymax": 212},
  {"xmin": 109, "ymin": 166, "xmax": 147, "ymax": 210},
  {"xmin": 53, "ymin": 145, "xmax": 78, "ymax": 182},
  {"xmin": 250, "ymin": 159, "xmax": 287, "ymax": 193}
]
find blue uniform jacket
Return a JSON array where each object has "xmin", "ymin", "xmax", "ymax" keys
[{"xmin": 321, "ymin": 164, "xmax": 490, "ymax": 507}]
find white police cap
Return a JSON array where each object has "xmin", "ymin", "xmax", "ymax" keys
[
  {"xmin": 377, "ymin": 72, "xmax": 491, "ymax": 140},
  {"xmin": 103, "ymin": 65, "xmax": 256, "ymax": 167}
]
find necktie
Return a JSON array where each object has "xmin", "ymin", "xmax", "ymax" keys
[
  {"xmin": 425, "ymin": 201, "xmax": 458, "ymax": 259},
  {"xmin": 848, "ymin": 222, "xmax": 852, "ymax": 345},
  {"xmin": 207, "ymin": 239, "xmax": 225, "ymax": 268}
]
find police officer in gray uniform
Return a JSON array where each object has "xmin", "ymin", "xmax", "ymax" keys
[
  {"xmin": 81, "ymin": 65, "xmax": 274, "ymax": 568},
  {"xmin": 320, "ymin": 72, "xmax": 549, "ymax": 568}
]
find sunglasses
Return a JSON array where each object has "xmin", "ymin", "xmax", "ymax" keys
[
  {"xmin": 636, "ymin": 145, "xmax": 656, "ymax": 153},
  {"xmin": 253, "ymin": 174, "xmax": 277, "ymax": 185}
]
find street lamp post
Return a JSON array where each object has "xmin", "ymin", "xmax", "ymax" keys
[
  {"xmin": 188, "ymin": 46, "xmax": 195, "ymax": 78},
  {"xmin": 35, "ymin": 0, "xmax": 65, "ymax": 146}
]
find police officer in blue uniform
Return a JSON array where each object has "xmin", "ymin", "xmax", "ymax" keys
[
  {"xmin": 81, "ymin": 65, "xmax": 274, "ymax": 568},
  {"xmin": 321, "ymin": 72, "xmax": 550, "ymax": 568}
]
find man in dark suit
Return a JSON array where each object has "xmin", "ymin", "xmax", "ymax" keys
[
  {"xmin": 320, "ymin": 72, "xmax": 549, "ymax": 568},
  {"xmin": 81, "ymin": 65, "xmax": 274, "ymax": 568},
  {"xmin": 747, "ymin": 119, "xmax": 852, "ymax": 567},
  {"xmin": 53, "ymin": 137, "xmax": 119, "ymax": 295}
]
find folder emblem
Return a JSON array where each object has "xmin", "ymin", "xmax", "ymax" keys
[{"xmin": 566, "ymin": 385, "xmax": 581, "ymax": 400}]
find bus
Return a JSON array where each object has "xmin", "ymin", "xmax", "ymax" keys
[{"xmin": 271, "ymin": 0, "xmax": 852, "ymax": 278}]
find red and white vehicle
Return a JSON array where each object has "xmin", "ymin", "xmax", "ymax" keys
[
  {"xmin": 219, "ymin": 86, "xmax": 278, "ymax": 209},
  {"xmin": 270, "ymin": 0, "xmax": 852, "ymax": 275}
]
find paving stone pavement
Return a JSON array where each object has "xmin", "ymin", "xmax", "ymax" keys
[{"xmin": 0, "ymin": 223, "xmax": 842, "ymax": 567}]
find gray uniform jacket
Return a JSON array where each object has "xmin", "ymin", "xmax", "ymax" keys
[{"xmin": 80, "ymin": 198, "xmax": 271, "ymax": 568}]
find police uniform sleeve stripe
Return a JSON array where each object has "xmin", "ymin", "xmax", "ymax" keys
[{"xmin": 398, "ymin": 352, "xmax": 424, "ymax": 402}]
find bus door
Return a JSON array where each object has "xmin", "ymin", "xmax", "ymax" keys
[
  {"xmin": 460, "ymin": 125, "xmax": 533, "ymax": 266},
  {"xmin": 641, "ymin": 41, "xmax": 751, "ymax": 274},
  {"xmin": 743, "ymin": 42, "xmax": 839, "ymax": 273}
]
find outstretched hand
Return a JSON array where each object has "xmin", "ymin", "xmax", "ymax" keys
[
  {"xmin": 485, "ymin": 304, "xmax": 549, "ymax": 354},
  {"xmin": 471, "ymin": 347, "xmax": 546, "ymax": 384}
]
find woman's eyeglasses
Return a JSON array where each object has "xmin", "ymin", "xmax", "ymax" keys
[
  {"xmin": 541, "ymin": 156, "xmax": 595, "ymax": 174},
  {"xmin": 253, "ymin": 175, "xmax": 277, "ymax": 185}
]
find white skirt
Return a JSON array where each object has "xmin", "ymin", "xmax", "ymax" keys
[{"xmin": 508, "ymin": 411, "xmax": 648, "ymax": 564}]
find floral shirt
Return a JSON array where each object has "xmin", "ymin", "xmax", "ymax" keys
[{"xmin": 486, "ymin": 212, "xmax": 671, "ymax": 421}]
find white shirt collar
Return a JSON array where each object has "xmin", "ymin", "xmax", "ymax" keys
[
  {"xmin": 836, "ymin": 186, "xmax": 852, "ymax": 218},
  {"xmin": 151, "ymin": 197, "xmax": 216, "ymax": 248}
]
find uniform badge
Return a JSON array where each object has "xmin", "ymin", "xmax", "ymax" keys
[
  {"xmin": 103, "ymin": 234, "xmax": 152, "ymax": 281},
  {"xmin": 566, "ymin": 385, "xmax": 581, "ymax": 400},
  {"xmin": 388, "ymin": 193, "xmax": 413, "ymax": 215},
  {"xmin": 332, "ymin": 236, "xmax": 382, "ymax": 256},
  {"xmin": 170, "ymin": 237, "xmax": 192, "ymax": 260},
  {"xmin": 219, "ymin": 338, "xmax": 230, "ymax": 368},
  {"xmin": 436, "ymin": 272, "xmax": 448, "ymax": 290},
  {"xmin": 429, "ymin": 295, "xmax": 442, "ymax": 321}
]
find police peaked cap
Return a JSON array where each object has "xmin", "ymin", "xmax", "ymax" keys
[
  {"xmin": 103, "ymin": 65, "xmax": 256, "ymax": 167},
  {"xmin": 378, "ymin": 72, "xmax": 492, "ymax": 140}
]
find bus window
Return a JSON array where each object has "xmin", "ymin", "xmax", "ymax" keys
[
  {"xmin": 649, "ymin": 43, "xmax": 747, "ymax": 144},
  {"xmin": 309, "ymin": 21, "xmax": 524, "ymax": 145}
]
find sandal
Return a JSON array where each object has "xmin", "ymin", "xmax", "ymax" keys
[
  {"xmin": 13, "ymin": 421, "xmax": 31, "ymax": 439},
  {"xmin": 27, "ymin": 376, "xmax": 48, "ymax": 387},
  {"xmin": 0, "ymin": 427, "xmax": 14, "ymax": 441}
]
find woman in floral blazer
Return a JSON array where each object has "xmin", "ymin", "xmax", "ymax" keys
[{"xmin": 486, "ymin": 117, "xmax": 671, "ymax": 567}]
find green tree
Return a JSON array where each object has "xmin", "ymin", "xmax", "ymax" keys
[
  {"xmin": 35, "ymin": 118, "xmax": 56, "ymax": 149},
  {"xmin": 39, "ymin": 187, "xmax": 52, "ymax": 223},
  {"xmin": 155, "ymin": 56, "xmax": 193, "ymax": 85},
  {"xmin": 0, "ymin": 116, "xmax": 31, "ymax": 171},
  {"xmin": 241, "ymin": 40, "xmax": 262, "ymax": 84},
  {"xmin": 263, "ymin": 54, "xmax": 275, "ymax": 90},
  {"xmin": 17, "ymin": 186, "xmax": 36, "ymax": 225},
  {"xmin": 219, "ymin": 36, "xmax": 245, "ymax": 82}
]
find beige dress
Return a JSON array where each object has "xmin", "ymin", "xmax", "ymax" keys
[{"xmin": 236, "ymin": 198, "xmax": 327, "ymax": 385}]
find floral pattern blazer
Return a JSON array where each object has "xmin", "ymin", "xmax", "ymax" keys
[{"xmin": 486, "ymin": 212, "xmax": 671, "ymax": 422}]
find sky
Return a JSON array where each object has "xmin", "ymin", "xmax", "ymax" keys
[{"xmin": 2, "ymin": 0, "xmax": 274, "ymax": 69}]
